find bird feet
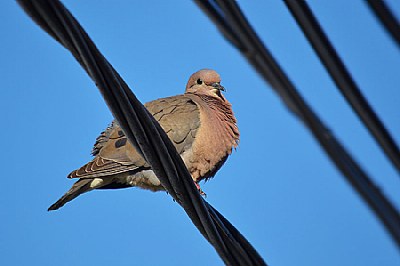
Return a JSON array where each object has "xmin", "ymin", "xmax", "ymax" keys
[{"xmin": 195, "ymin": 182, "xmax": 207, "ymax": 197}]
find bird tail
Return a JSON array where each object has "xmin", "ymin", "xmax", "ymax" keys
[{"xmin": 48, "ymin": 178, "xmax": 102, "ymax": 211}]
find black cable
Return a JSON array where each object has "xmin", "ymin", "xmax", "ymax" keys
[
  {"xmin": 284, "ymin": 0, "xmax": 400, "ymax": 176},
  {"xmin": 17, "ymin": 0, "xmax": 267, "ymax": 265},
  {"xmin": 194, "ymin": 0, "xmax": 400, "ymax": 248},
  {"xmin": 366, "ymin": 0, "xmax": 400, "ymax": 49}
]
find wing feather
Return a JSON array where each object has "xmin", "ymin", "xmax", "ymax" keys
[{"xmin": 68, "ymin": 95, "xmax": 200, "ymax": 179}]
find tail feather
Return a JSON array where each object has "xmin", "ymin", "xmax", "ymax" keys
[{"xmin": 48, "ymin": 179, "xmax": 95, "ymax": 211}]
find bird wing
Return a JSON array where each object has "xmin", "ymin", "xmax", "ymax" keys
[{"xmin": 68, "ymin": 95, "xmax": 201, "ymax": 179}]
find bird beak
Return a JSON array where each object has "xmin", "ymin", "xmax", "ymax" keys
[{"xmin": 211, "ymin": 82, "xmax": 225, "ymax": 91}]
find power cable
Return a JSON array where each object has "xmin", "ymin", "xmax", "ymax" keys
[
  {"xmin": 17, "ymin": 0, "xmax": 267, "ymax": 265},
  {"xmin": 366, "ymin": 0, "xmax": 400, "ymax": 49},
  {"xmin": 195, "ymin": 0, "xmax": 400, "ymax": 248}
]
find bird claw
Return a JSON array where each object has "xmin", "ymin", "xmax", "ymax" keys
[{"xmin": 195, "ymin": 182, "xmax": 207, "ymax": 197}]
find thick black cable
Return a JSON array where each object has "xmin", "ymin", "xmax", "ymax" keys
[
  {"xmin": 17, "ymin": 0, "xmax": 267, "ymax": 265},
  {"xmin": 194, "ymin": 0, "xmax": 400, "ymax": 248},
  {"xmin": 284, "ymin": 0, "xmax": 400, "ymax": 176},
  {"xmin": 366, "ymin": 0, "xmax": 400, "ymax": 49}
]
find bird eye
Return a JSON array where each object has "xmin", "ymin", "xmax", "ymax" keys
[{"xmin": 197, "ymin": 78, "xmax": 203, "ymax": 85}]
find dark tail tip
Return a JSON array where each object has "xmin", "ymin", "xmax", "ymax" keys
[
  {"xmin": 47, "ymin": 179, "xmax": 94, "ymax": 212},
  {"xmin": 48, "ymin": 201, "xmax": 63, "ymax": 211}
]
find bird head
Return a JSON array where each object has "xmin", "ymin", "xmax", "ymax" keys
[{"xmin": 185, "ymin": 69, "xmax": 226, "ymax": 100}]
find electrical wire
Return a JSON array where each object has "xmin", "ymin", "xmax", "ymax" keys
[
  {"xmin": 284, "ymin": 0, "xmax": 400, "ymax": 176},
  {"xmin": 366, "ymin": 0, "xmax": 400, "ymax": 49},
  {"xmin": 16, "ymin": 0, "xmax": 267, "ymax": 265},
  {"xmin": 194, "ymin": 0, "xmax": 400, "ymax": 248}
]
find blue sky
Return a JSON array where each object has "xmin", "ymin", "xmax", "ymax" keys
[{"xmin": 1, "ymin": 1, "xmax": 400, "ymax": 265}]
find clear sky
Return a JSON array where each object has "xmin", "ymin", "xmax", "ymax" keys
[{"xmin": 1, "ymin": 1, "xmax": 400, "ymax": 265}]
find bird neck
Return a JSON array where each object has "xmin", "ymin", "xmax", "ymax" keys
[{"xmin": 196, "ymin": 94, "xmax": 240, "ymax": 148}]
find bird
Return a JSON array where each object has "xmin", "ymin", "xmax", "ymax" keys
[{"xmin": 48, "ymin": 69, "xmax": 240, "ymax": 211}]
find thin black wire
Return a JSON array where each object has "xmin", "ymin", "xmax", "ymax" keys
[
  {"xmin": 283, "ymin": 0, "xmax": 400, "ymax": 176},
  {"xmin": 17, "ymin": 0, "xmax": 267, "ymax": 265},
  {"xmin": 366, "ymin": 0, "xmax": 400, "ymax": 49},
  {"xmin": 194, "ymin": 0, "xmax": 400, "ymax": 248}
]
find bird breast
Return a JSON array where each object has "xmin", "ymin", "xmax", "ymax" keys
[{"xmin": 184, "ymin": 93, "xmax": 239, "ymax": 182}]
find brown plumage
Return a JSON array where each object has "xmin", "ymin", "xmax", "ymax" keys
[{"xmin": 48, "ymin": 69, "xmax": 239, "ymax": 211}]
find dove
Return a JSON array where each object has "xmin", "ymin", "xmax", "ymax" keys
[{"xmin": 48, "ymin": 69, "xmax": 239, "ymax": 211}]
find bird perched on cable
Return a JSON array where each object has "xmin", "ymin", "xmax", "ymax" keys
[{"xmin": 48, "ymin": 69, "xmax": 239, "ymax": 211}]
